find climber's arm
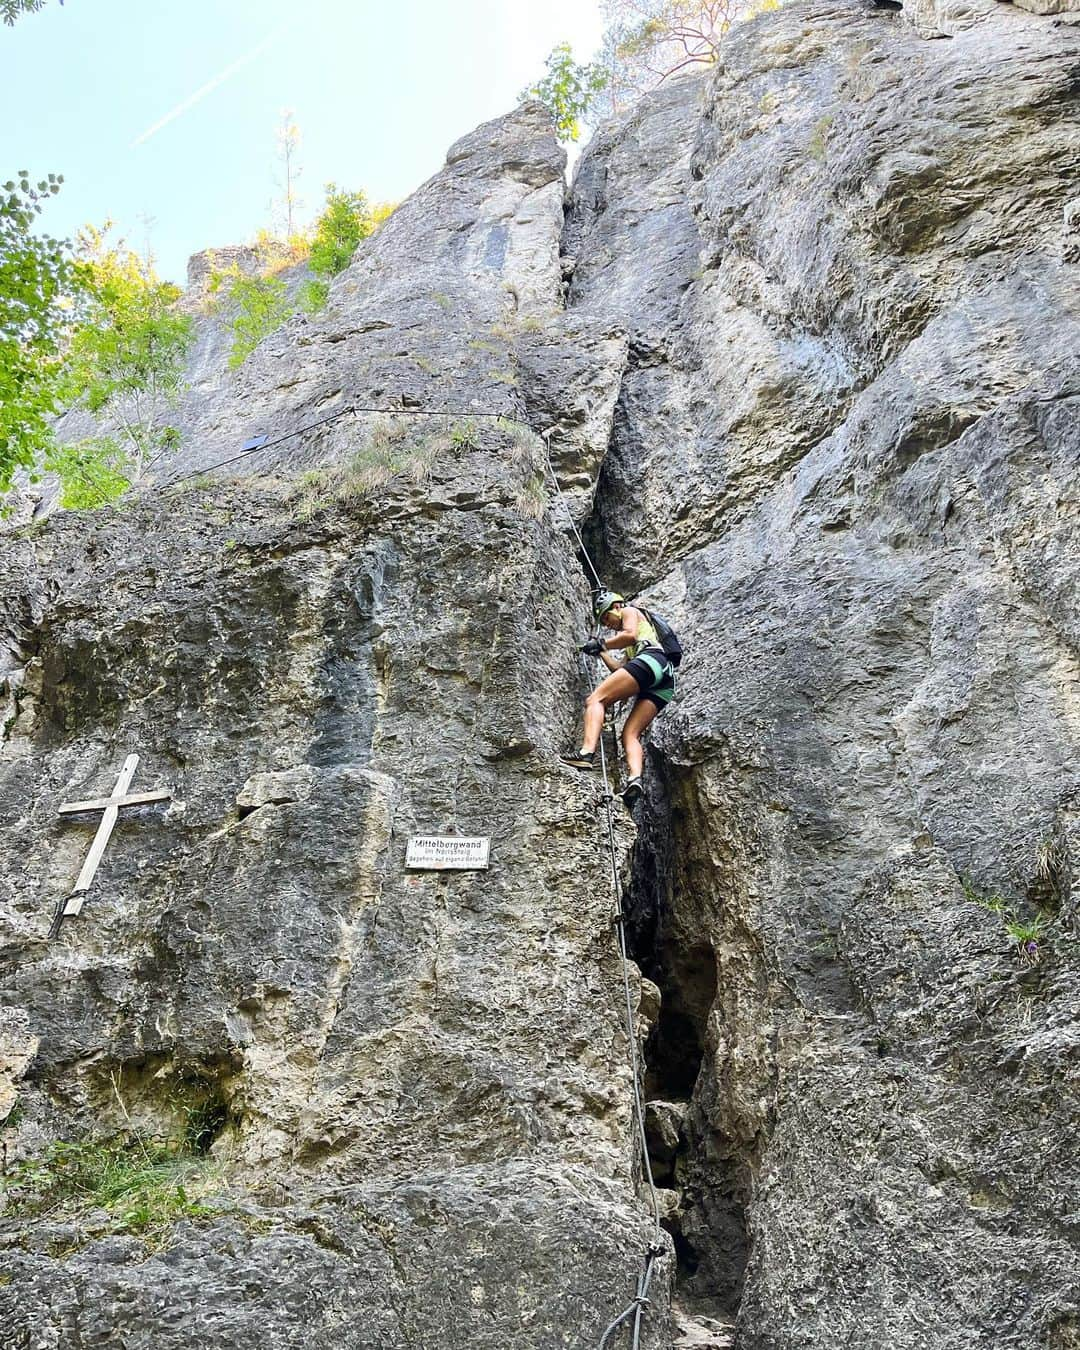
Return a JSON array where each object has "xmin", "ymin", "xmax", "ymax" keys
[{"xmin": 602, "ymin": 608, "xmax": 640, "ymax": 652}]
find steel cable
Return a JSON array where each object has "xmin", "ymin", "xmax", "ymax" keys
[
  {"xmin": 158, "ymin": 402, "xmax": 508, "ymax": 493},
  {"xmin": 541, "ymin": 428, "xmax": 603, "ymax": 591}
]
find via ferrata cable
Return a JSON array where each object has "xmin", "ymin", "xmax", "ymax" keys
[{"xmin": 159, "ymin": 403, "xmax": 508, "ymax": 493}]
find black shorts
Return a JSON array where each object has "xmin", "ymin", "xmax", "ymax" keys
[{"xmin": 624, "ymin": 650, "xmax": 676, "ymax": 711}]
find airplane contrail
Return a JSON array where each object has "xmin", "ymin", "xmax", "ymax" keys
[{"xmin": 132, "ymin": 25, "xmax": 287, "ymax": 147}]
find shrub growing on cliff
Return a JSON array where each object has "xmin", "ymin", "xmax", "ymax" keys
[
  {"xmin": 298, "ymin": 184, "xmax": 390, "ymax": 312},
  {"xmin": 211, "ymin": 268, "xmax": 293, "ymax": 369},
  {"xmin": 310, "ymin": 185, "xmax": 373, "ymax": 277}
]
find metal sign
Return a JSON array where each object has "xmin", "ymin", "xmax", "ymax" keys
[{"xmin": 405, "ymin": 836, "xmax": 490, "ymax": 870}]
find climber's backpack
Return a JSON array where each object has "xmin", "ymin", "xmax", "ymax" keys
[{"xmin": 640, "ymin": 607, "xmax": 684, "ymax": 669}]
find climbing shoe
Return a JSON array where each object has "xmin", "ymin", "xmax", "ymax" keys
[
  {"xmin": 622, "ymin": 776, "xmax": 643, "ymax": 807},
  {"xmin": 561, "ymin": 750, "xmax": 596, "ymax": 770}
]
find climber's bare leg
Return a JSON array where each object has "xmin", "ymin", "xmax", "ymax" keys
[
  {"xmin": 621, "ymin": 698, "xmax": 659, "ymax": 779},
  {"xmin": 580, "ymin": 669, "xmax": 639, "ymax": 753}
]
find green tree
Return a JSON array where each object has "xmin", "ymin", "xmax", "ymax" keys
[
  {"xmin": 0, "ymin": 171, "xmax": 75, "ymax": 495},
  {"xmin": 298, "ymin": 184, "xmax": 380, "ymax": 313},
  {"xmin": 45, "ymin": 437, "xmax": 134, "ymax": 510},
  {"xmin": 49, "ymin": 225, "xmax": 193, "ymax": 506},
  {"xmin": 521, "ymin": 42, "xmax": 609, "ymax": 142},
  {"xmin": 211, "ymin": 267, "xmax": 292, "ymax": 368},
  {"xmin": 309, "ymin": 185, "xmax": 373, "ymax": 278}
]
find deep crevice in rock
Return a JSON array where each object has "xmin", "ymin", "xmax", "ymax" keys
[{"xmin": 624, "ymin": 756, "xmax": 755, "ymax": 1334}]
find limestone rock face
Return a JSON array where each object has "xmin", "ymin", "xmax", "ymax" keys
[
  {"xmin": 2, "ymin": 3, "xmax": 1079, "ymax": 1348},
  {"xmin": 0, "ymin": 101, "xmax": 658, "ymax": 1350}
]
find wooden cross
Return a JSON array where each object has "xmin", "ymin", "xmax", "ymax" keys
[{"xmin": 52, "ymin": 753, "xmax": 171, "ymax": 935}]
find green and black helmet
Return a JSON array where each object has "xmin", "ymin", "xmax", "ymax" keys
[{"xmin": 592, "ymin": 589, "xmax": 624, "ymax": 622}]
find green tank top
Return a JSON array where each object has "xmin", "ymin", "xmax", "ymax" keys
[{"xmin": 625, "ymin": 609, "xmax": 662, "ymax": 662}]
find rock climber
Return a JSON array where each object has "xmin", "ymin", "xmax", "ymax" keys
[{"xmin": 561, "ymin": 589, "xmax": 675, "ymax": 806}]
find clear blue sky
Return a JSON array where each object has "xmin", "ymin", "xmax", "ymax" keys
[{"xmin": 3, "ymin": 0, "xmax": 604, "ymax": 283}]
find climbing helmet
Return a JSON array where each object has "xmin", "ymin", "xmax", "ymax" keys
[{"xmin": 592, "ymin": 589, "xmax": 624, "ymax": 622}]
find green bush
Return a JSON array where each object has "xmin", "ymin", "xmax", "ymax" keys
[
  {"xmin": 46, "ymin": 437, "xmax": 132, "ymax": 509},
  {"xmin": 298, "ymin": 279, "xmax": 329, "ymax": 314},
  {"xmin": 520, "ymin": 42, "xmax": 609, "ymax": 142},
  {"xmin": 43, "ymin": 225, "xmax": 193, "ymax": 503},
  {"xmin": 309, "ymin": 185, "xmax": 373, "ymax": 279},
  {"xmin": 211, "ymin": 269, "xmax": 293, "ymax": 369},
  {"xmin": 0, "ymin": 170, "xmax": 73, "ymax": 494}
]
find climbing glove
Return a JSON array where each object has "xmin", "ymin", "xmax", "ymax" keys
[{"xmin": 581, "ymin": 638, "xmax": 604, "ymax": 657}]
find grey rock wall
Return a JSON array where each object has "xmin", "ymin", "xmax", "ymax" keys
[
  {"xmin": 1, "ymin": 106, "xmax": 664, "ymax": 1350},
  {"xmin": 1, "ymin": 3, "xmax": 1078, "ymax": 1348}
]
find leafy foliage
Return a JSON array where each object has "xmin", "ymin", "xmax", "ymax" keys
[
  {"xmin": 309, "ymin": 184, "xmax": 373, "ymax": 278},
  {"xmin": 46, "ymin": 437, "xmax": 132, "ymax": 509},
  {"xmin": 369, "ymin": 200, "xmax": 397, "ymax": 231},
  {"xmin": 297, "ymin": 184, "xmax": 390, "ymax": 313},
  {"xmin": 298, "ymin": 278, "xmax": 329, "ymax": 314},
  {"xmin": 1, "ymin": 0, "xmax": 55, "ymax": 23},
  {"xmin": 0, "ymin": 171, "xmax": 75, "ymax": 494},
  {"xmin": 48, "ymin": 225, "xmax": 193, "ymax": 503},
  {"xmin": 521, "ymin": 42, "xmax": 609, "ymax": 142},
  {"xmin": 211, "ymin": 267, "xmax": 292, "ymax": 368}
]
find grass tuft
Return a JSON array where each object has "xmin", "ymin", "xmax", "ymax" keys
[
  {"xmin": 0, "ymin": 1135, "xmax": 219, "ymax": 1249},
  {"xmin": 515, "ymin": 472, "xmax": 547, "ymax": 519},
  {"xmin": 960, "ymin": 875, "xmax": 1054, "ymax": 965}
]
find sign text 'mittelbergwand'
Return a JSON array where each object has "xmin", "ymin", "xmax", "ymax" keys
[{"xmin": 405, "ymin": 836, "xmax": 491, "ymax": 870}]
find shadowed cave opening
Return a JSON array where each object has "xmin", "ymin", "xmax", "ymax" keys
[{"xmin": 87, "ymin": 1054, "xmax": 237, "ymax": 1157}]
